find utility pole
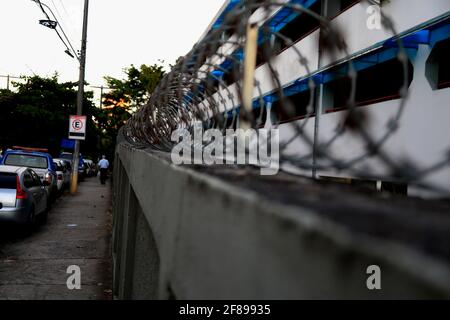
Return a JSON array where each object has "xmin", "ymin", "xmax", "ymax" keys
[
  {"xmin": 70, "ymin": 0, "xmax": 89, "ymax": 195},
  {"xmin": 91, "ymin": 85, "xmax": 109, "ymax": 108},
  {"xmin": 0, "ymin": 75, "xmax": 20, "ymax": 90},
  {"xmin": 100, "ymin": 85, "xmax": 103, "ymax": 108}
]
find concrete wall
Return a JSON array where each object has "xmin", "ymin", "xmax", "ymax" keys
[{"xmin": 112, "ymin": 143, "xmax": 450, "ymax": 299}]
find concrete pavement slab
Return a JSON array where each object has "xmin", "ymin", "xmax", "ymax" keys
[{"xmin": 0, "ymin": 178, "xmax": 112, "ymax": 300}]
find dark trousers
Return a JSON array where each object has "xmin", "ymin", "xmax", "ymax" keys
[{"xmin": 100, "ymin": 168, "xmax": 108, "ymax": 184}]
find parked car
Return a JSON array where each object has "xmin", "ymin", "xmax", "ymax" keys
[
  {"xmin": 59, "ymin": 159, "xmax": 71, "ymax": 187},
  {"xmin": 0, "ymin": 147, "xmax": 57, "ymax": 201},
  {"xmin": 84, "ymin": 159, "xmax": 96, "ymax": 177},
  {"xmin": 54, "ymin": 158, "xmax": 72, "ymax": 181},
  {"xmin": 59, "ymin": 152, "xmax": 86, "ymax": 180},
  {"xmin": 90, "ymin": 161, "xmax": 98, "ymax": 176},
  {"xmin": 53, "ymin": 159, "xmax": 70, "ymax": 193},
  {"xmin": 0, "ymin": 166, "xmax": 49, "ymax": 226}
]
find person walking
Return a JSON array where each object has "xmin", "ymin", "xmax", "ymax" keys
[{"xmin": 98, "ymin": 155, "xmax": 110, "ymax": 185}]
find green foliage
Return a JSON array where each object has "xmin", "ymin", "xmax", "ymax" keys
[
  {"xmin": 104, "ymin": 63, "xmax": 165, "ymax": 109},
  {"xmin": 0, "ymin": 63, "xmax": 165, "ymax": 160},
  {"xmin": 98, "ymin": 63, "xmax": 165, "ymax": 149},
  {"xmin": 0, "ymin": 75, "xmax": 101, "ymax": 158}
]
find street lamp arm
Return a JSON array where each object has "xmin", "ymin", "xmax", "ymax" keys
[{"xmin": 31, "ymin": 0, "xmax": 81, "ymax": 63}]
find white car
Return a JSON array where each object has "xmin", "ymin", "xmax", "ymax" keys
[
  {"xmin": 84, "ymin": 159, "xmax": 96, "ymax": 177},
  {"xmin": 53, "ymin": 159, "xmax": 70, "ymax": 193}
]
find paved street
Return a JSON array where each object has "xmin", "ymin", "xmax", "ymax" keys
[{"xmin": 0, "ymin": 177, "xmax": 112, "ymax": 300}]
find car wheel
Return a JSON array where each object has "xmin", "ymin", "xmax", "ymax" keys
[
  {"xmin": 38, "ymin": 203, "xmax": 49, "ymax": 225},
  {"xmin": 24, "ymin": 207, "xmax": 36, "ymax": 233},
  {"xmin": 46, "ymin": 198, "xmax": 52, "ymax": 211},
  {"xmin": 38, "ymin": 210, "xmax": 48, "ymax": 225},
  {"xmin": 50, "ymin": 189, "xmax": 57, "ymax": 203}
]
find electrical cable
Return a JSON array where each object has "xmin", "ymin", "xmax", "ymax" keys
[
  {"xmin": 58, "ymin": 0, "xmax": 70, "ymax": 16},
  {"xmin": 33, "ymin": 0, "xmax": 79, "ymax": 61}
]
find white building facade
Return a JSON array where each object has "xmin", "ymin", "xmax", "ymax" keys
[{"xmin": 197, "ymin": 0, "xmax": 450, "ymax": 197}]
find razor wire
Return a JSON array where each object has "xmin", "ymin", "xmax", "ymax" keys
[{"xmin": 121, "ymin": 0, "xmax": 450, "ymax": 195}]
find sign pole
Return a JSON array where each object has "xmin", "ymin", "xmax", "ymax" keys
[
  {"xmin": 241, "ymin": 22, "xmax": 258, "ymax": 130},
  {"xmin": 71, "ymin": 0, "xmax": 89, "ymax": 195}
]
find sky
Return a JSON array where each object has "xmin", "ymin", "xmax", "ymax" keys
[{"xmin": 0, "ymin": 0, "xmax": 225, "ymax": 99}]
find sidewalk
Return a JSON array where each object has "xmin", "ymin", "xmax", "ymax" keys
[{"xmin": 0, "ymin": 177, "xmax": 112, "ymax": 300}]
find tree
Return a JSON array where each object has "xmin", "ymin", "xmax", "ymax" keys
[
  {"xmin": 0, "ymin": 63, "xmax": 165, "ymax": 161},
  {"xmin": 0, "ymin": 75, "xmax": 102, "ymax": 158},
  {"xmin": 98, "ymin": 63, "xmax": 166, "ymax": 150}
]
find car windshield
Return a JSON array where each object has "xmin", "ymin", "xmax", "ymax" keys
[
  {"xmin": 60, "ymin": 154, "xmax": 73, "ymax": 160},
  {"xmin": 5, "ymin": 154, "xmax": 48, "ymax": 169},
  {"xmin": 0, "ymin": 173, "xmax": 17, "ymax": 189}
]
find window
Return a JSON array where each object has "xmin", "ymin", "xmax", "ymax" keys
[
  {"xmin": 59, "ymin": 153, "xmax": 73, "ymax": 161},
  {"xmin": 256, "ymin": 39, "xmax": 272, "ymax": 67},
  {"xmin": 256, "ymin": 1, "xmax": 322, "ymax": 66},
  {"xmin": 23, "ymin": 173, "xmax": 34, "ymax": 189},
  {"xmin": 437, "ymin": 42, "xmax": 450, "ymax": 89},
  {"xmin": 381, "ymin": 181, "xmax": 408, "ymax": 196},
  {"xmin": 30, "ymin": 170, "xmax": 42, "ymax": 187},
  {"xmin": 326, "ymin": 0, "xmax": 361, "ymax": 18},
  {"xmin": 0, "ymin": 173, "xmax": 17, "ymax": 189},
  {"xmin": 340, "ymin": 0, "xmax": 361, "ymax": 12},
  {"xmin": 223, "ymin": 65, "xmax": 239, "ymax": 87},
  {"xmin": 5, "ymin": 154, "xmax": 48, "ymax": 169},
  {"xmin": 271, "ymin": 89, "xmax": 316, "ymax": 124},
  {"xmin": 204, "ymin": 77, "xmax": 220, "ymax": 96},
  {"xmin": 351, "ymin": 179, "xmax": 377, "ymax": 191},
  {"xmin": 320, "ymin": 176, "xmax": 408, "ymax": 196},
  {"xmin": 323, "ymin": 58, "xmax": 414, "ymax": 112},
  {"xmin": 224, "ymin": 113, "xmax": 238, "ymax": 130},
  {"xmin": 275, "ymin": 1, "xmax": 322, "ymax": 52},
  {"xmin": 252, "ymin": 105, "xmax": 268, "ymax": 127},
  {"xmin": 54, "ymin": 162, "xmax": 63, "ymax": 171},
  {"xmin": 426, "ymin": 38, "xmax": 450, "ymax": 90}
]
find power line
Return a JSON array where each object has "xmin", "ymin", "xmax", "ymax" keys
[
  {"xmin": 1, "ymin": 74, "xmax": 110, "ymax": 95},
  {"xmin": 36, "ymin": 0, "xmax": 77, "ymax": 57},
  {"xmin": 25, "ymin": 65, "xmax": 37, "ymax": 76},
  {"xmin": 49, "ymin": 0, "xmax": 78, "ymax": 58},
  {"xmin": 0, "ymin": 75, "xmax": 21, "ymax": 90},
  {"xmin": 0, "ymin": 75, "xmax": 20, "ymax": 79},
  {"xmin": 58, "ymin": 0, "xmax": 69, "ymax": 16},
  {"xmin": 50, "ymin": 0, "xmax": 69, "ymax": 33},
  {"xmin": 33, "ymin": 0, "xmax": 80, "ymax": 61},
  {"xmin": 34, "ymin": 0, "xmax": 50, "ymax": 20},
  {"xmin": 34, "ymin": 0, "xmax": 72, "ymax": 54},
  {"xmin": 50, "ymin": 0, "xmax": 63, "ymax": 19}
]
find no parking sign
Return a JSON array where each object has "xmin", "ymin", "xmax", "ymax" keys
[{"xmin": 69, "ymin": 115, "xmax": 87, "ymax": 140}]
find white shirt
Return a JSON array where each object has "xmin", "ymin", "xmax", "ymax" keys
[{"xmin": 98, "ymin": 159, "xmax": 110, "ymax": 169}]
